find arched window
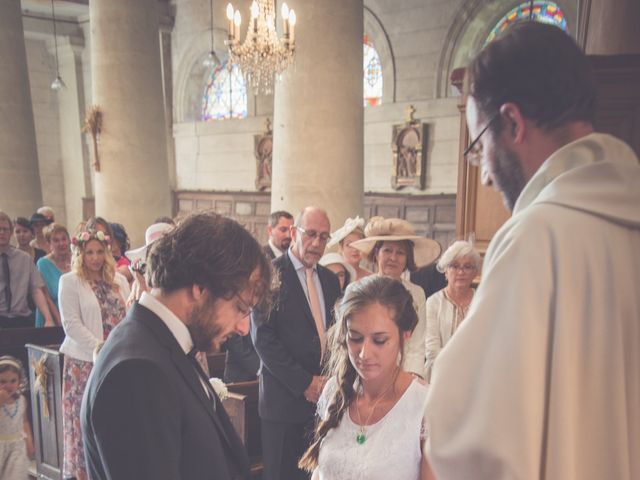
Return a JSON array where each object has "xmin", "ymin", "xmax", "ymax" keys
[
  {"xmin": 485, "ymin": 1, "xmax": 568, "ymax": 44},
  {"xmin": 202, "ymin": 60, "xmax": 248, "ymax": 121},
  {"xmin": 363, "ymin": 35, "xmax": 383, "ymax": 107}
]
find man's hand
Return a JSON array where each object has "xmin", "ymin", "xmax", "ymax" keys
[{"xmin": 303, "ymin": 375, "xmax": 326, "ymax": 404}]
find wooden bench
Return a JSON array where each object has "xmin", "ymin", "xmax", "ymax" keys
[
  {"xmin": 207, "ymin": 351, "xmax": 226, "ymax": 379},
  {"xmin": 224, "ymin": 380, "xmax": 263, "ymax": 478},
  {"xmin": 0, "ymin": 327, "xmax": 64, "ymax": 374},
  {"xmin": 26, "ymin": 344, "xmax": 64, "ymax": 480}
]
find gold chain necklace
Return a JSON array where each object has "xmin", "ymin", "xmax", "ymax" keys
[{"xmin": 354, "ymin": 368, "xmax": 399, "ymax": 445}]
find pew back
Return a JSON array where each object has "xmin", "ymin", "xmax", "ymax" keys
[{"xmin": 26, "ymin": 344, "xmax": 64, "ymax": 480}]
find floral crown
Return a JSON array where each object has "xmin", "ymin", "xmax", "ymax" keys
[{"xmin": 71, "ymin": 229, "xmax": 111, "ymax": 248}]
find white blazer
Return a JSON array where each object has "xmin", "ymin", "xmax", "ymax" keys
[{"xmin": 58, "ymin": 271, "xmax": 130, "ymax": 362}]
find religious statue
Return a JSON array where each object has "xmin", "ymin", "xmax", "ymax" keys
[
  {"xmin": 255, "ymin": 118, "xmax": 273, "ymax": 191},
  {"xmin": 391, "ymin": 105, "xmax": 427, "ymax": 190}
]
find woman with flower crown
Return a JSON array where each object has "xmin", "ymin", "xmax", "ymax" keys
[{"xmin": 58, "ymin": 229, "xmax": 130, "ymax": 480}]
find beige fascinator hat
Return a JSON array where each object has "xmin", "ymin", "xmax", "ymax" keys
[
  {"xmin": 350, "ymin": 216, "xmax": 442, "ymax": 268},
  {"xmin": 326, "ymin": 216, "xmax": 366, "ymax": 251}
]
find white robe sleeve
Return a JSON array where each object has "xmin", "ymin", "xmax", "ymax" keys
[{"xmin": 425, "ymin": 214, "xmax": 555, "ymax": 480}]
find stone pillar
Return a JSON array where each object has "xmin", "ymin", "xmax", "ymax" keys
[
  {"xmin": 49, "ymin": 36, "xmax": 89, "ymax": 230},
  {"xmin": 271, "ymin": 0, "xmax": 364, "ymax": 227},
  {"xmin": 584, "ymin": 0, "xmax": 640, "ymax": 54},
  {"xmin": 0, "ymin": 0, "xmax": 43, "ymax": 216},
  {"xmin": 90, "ymin": 0, "xmax": 171, "ymax": 245}
]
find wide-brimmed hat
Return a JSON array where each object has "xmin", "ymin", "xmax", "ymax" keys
[
  {"xmin": 319, "ymin": 252, "xmax": 357, "ymax": 282},
  {"xmin": 125, "ymin": 222, "xmax": 173, "ymax": 263},
  {"xmin": 350, "ymin": 216, "xmax": 441, "ymax": 268},
  {"xmin": 326, "ymin": 216, "xmax": 366, "ymax": 251}
]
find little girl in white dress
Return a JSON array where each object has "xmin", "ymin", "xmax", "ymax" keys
[
  {"xmin": 0, "ymin": 356, "xmax": 33, "ymax": 480},
  {"xmin": 299, "ymin": 276, "xmax": 433, "ymax": 480}
]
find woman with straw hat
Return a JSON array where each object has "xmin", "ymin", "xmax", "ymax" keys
[
  {"xmin": 326, "ymin": 216, "xmax": 373, "ymax": 281},
  {"xmin": 350, "ymin": 217, "xmax": 441, "ymax": 378}
]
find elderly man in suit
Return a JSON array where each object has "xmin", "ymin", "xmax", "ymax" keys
[
  {"xmin": 81, "ymin": 213, "xmax": 272, "ymax": 480},
  {"xmin": 252, "ymin": 206, "xmax": 341, "ymax": 480},
  {"xmin": 262, "ymin": 210, "xmax": 294, "ymax": 260}
]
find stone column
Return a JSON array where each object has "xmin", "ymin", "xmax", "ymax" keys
[
  {"xmin": 90, "ymin": 0, "xmax": 171, "ymax": 245},
  {"xmin": 271, "ymin": 0, "xmax": 364, "ymax": 227},
  {"xmin": 49, "ymin": 36, "xmax": 89, "ymax": 230},
  {"xmin": 584, "ymin": 0, "xmax": 640, "ymax": 54},
  {"xmin": 0, "ymin": 0, "xmax": 43, "ymax": 216}
]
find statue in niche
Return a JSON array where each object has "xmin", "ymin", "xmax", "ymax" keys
[
  {"xmin": 255, "ymin": 118, "xmax": 273, "ymax": 191},
  {"xmin": 391, "ymin": 105, "xmax": 427, "ymax": 190}
]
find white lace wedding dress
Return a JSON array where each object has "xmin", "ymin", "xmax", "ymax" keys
[{"xmin": 315, "ymin": 376, "xmax": 428, "ymax": 480}]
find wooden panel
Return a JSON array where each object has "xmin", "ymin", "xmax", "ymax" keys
[
  {"xmin": 207, "ymin": 352, "xmax": 226, "ymax": 379},
  {"xmin": 27, "ymin": 344, "xmax": 64, "ymax": 480},
  {"xmin": 175, "ymin": 191, "xmax": 457, "ymax": 250},
  {"xmin": 223, "ymin": 380, "xmax": 262, "ymax": 477},
  {"xmin": 590, "ymin": 54, "xmax": 640, "ymax": 159}
]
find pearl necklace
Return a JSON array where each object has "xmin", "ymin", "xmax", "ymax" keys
[
  {"xmin": 2, "ymin": 401, "xmax": 19, "ymax": 419},
  {"xmin": 354, "ymin": 369, "xmax": 399, "ymax": 445}
]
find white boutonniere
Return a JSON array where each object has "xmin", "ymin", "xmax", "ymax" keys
[{"xmin": 209, "ymin": 377, "xmax": 229, "ymax": 401}]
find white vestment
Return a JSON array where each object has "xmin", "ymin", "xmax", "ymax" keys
[{"xmin": 425, "ymin": 133, "xmax": 640, "ymax": 480}]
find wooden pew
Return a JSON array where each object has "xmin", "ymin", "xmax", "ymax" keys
[
  {"xmin": 0, "ymin": 327, "xmax": 64, "ymax": 373},
  {"xmin": 224, "ymin": 380, "xmax": 262, "ymax": 478},
  {"xmin": 26, "ymin": 344, "xmax": 64, "ymax": 480},
  {"xmin": 207, "ymin": 351, "xmax": 226, "ymax": 379},
  {"xmin": 0, "ymin": 328, "xmax": 65, "ymax": 479}
]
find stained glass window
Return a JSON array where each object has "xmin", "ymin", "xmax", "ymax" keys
[
  {"xmin": 363, "ymin": 36, "xmax": 383, "ymax": 107},
  {"xmin": 485, "ymin": 1, "xmax": 568, "ymax": 44},
  {"xmin": 202, "ymin": 60, "xmax": 248, "ymax": 121}
]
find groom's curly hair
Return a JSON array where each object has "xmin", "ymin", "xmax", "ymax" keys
[{"xmin": 147, "ymin": 211, "xmax": 272, "ymax": 304}]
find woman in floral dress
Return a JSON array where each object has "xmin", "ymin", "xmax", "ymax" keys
[{"xmin": 58, "ymin": 229, "xmax": 130, "ymax": 480}]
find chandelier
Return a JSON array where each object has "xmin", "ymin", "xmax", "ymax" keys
[{"xmin": 225, "ymin": 0, "xmax": 297, "ymax": 95}]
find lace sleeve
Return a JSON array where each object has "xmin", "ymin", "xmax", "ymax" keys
[{"xmin": 316, "ymin": 376, "xmax": 338, "ymax": 421}]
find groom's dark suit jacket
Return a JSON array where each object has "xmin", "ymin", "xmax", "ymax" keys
[
  {"xmin": 81, "ymin": 303, "xmax": 249, "ymax": 480},
  {"xmin": 252, "ymin": 252, "xmax": 341, "ymax": 423}
]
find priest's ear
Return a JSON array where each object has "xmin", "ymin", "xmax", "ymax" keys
[{"xmin": 499, "ymin": 102, "xmax": 526, "ymax": 144}]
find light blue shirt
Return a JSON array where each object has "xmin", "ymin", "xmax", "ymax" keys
[{"xmin": 287, "ymin": 249, "xmax": 327, "ymax": 326}]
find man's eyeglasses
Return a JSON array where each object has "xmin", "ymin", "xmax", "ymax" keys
[
  {"xmin": 296, "ymin": 226, "xmax": 331, "ymax": 243},
  {"xmin": 234, "ymin": 293, "xmax": 255, "ymax": 318},
  {"xmin": 463, "ymin": 112, "xmax": 499, "ymax": 167},
  {"xmin": 447, "ymin": 263, "xmax": 477, "ymax": 273}
]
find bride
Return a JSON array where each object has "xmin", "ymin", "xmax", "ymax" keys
[{"xmin": 299, "ymin": 275, "xmax": 434, "ymax": 480}]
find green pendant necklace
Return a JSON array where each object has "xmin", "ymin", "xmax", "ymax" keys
[{"xmin": 354, "ymin": 369, "xmax": 399, "ymax": 445}]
